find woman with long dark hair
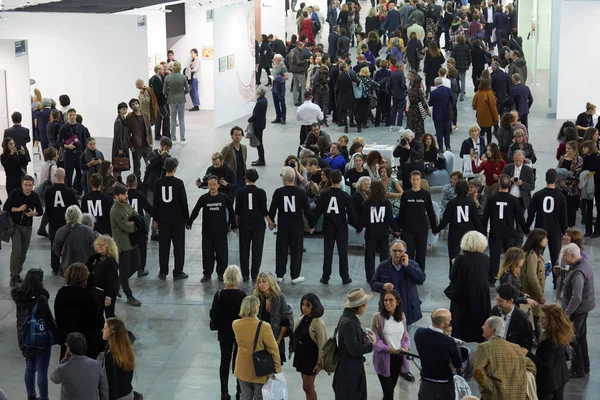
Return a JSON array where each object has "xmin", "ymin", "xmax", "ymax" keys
[
  {"xmin": 421, "ymin": 133, "xmax": 438, "ymax": 163},
  {"xmin": 371, "ymin": 289, "xmax": 413, "ymax": 400},
  {"xmin": 98, "ymin": 160, "xmax": 116, "ymax": 194},
  {"xmin": 293, "ymin": 293, "xmax": 327, "ymax": 400},
  {"xmin": 406, "ymin": 76, "xmax": 428, "ymax": 139},
  {"xmin": 12, "ymin": 268, "xmax": 57, "ymax": 400},
  {"xmin": 86, "ymin": 235, "xmax": 119, "ymax": 318},
  {"xmin": 362, "ymin": 181, "xmax": 399, "ymax": 282},
  {"xmin": 423, "ymin": 40, "xmax": 445, "ymax": 95},
  {"xmin": 521, "ymin": 228, "xmax": 548, "ymax": 341},
  {"xmin": 557, "ymin": 140, "xmax": 583, "ymax": 227},
  {"xmin": 496, "ymin": 112, "xmax": 516, "ymax": 162},
  {"xmin": 1, "ymin": 136, "xmax": 27, "ymax": 196},
  {"xmin": 556, "ymin": 126, "xmax": 578, "ymax": 160},
  {"xmin": 470, "ymin": 143, "xmax": 506, "ymax": 198},
  {"xmin": 580, "ymin": 140, "xmax": 600, "ymax": 236},
  {"xmin": 101, "ymin": 317, "xmax": 135, "ymax": 400}
]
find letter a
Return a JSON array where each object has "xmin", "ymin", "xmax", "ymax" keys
[{"xmin": 326, "ymin": 197, "xmax": 340, "ymax": 214}]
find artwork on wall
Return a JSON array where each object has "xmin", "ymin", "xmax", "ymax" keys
[
  {"xmin": 201, "ymin": 47, "xmax": 214, "ymax": 59},
  {"xmin": 219, "ymin": 57, "xmax": 227, "ymax": 72},
  {"xmin": 227, "ymin": 54, "xmax": 235, "ymax": 69}
]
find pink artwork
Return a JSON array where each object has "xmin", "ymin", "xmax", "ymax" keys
[{"xmin": 237, "ymin": 71, "xmax": 256, "ymax": 103}]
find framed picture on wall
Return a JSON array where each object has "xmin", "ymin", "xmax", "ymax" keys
[
  {"xmin": 227, "ymin": 54, "xmax": 235, "ymax": 69},
  {"xmin": 201, "ymin": 47, "xmax": 214, "ymax": 60},
  {"xmin": 219, "ymin": 57, "xmax": 227, "ymax": 72}
]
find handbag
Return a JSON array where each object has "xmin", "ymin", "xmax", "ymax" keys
[
  {"xmin": 245, "ymin": 122, "xmax": 261, "ymax": 148},
  {"xmin": 369, "ymin": 95, "xmax": 378, "ymax": 109},
  {"xmin": 424, "ymin": 162, "xmax": 436, "ymax": 174},
  {"xmin": 252, "ymin": 321, "xmax": 275, "ymax": 377},
  {"xmin": 22, "ymin": 298, "xmax": 54, "ymax": 349},
  {"xmin": 113, "ymin": 157, "xmax": 130, "ymax": 171},
  {"xmin": 418, "ymin": 100, "xmax": 428, "ymax": 120},
  {"xmin": 209, "ymin": 290, "xmax": 221, "ymax": 331},
  {"xmin": 352, "ymin": 81, "xmax": 363, "ymax": 99}
]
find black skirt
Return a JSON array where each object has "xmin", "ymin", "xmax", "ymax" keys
[{"xmin": 293, "ymin": 317, "xmax": 319, "ymax": 375}]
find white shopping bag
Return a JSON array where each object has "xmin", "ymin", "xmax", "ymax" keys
[
  {"xmin": 454, "ymin": 375, "xmax": 472, "ymax": 400},
  {"xmin": 262, "ymin": 373, "xmax": 288, "ymax": 400},
  {"xmin": 462, "ymin": 157, "xmax": 480, "ymax": 178}
]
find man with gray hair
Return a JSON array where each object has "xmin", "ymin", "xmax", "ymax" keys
[
  {"xmin": 561, "ymin": 242, "xmax": 595, "ymax": 377},
  {"xmin": 428, "ymin": 77, "xmax": 455, "ymax": 152},
  {"xmin": 502, "ymin": 149, "xmax": 535, "ymax": 244},
  {"xmin": 271, "ymin": 53, "xmax": 288, "ymax": 124},
  {"xmin": 509, "ymin": 72, "xmax": 533, "ymax": 129},
  {"xmin": 474, "ymin": 316, "xmax": 536, "ymax": 399},
  {"xmin": 267, "ymin": 166, "xmax": 311, "ymax": 284}
]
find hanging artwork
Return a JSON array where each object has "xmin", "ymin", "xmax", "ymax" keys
[
  {"xmin": 227, "ymin": 54, "xmax": 235, "ymax": 69},
  {"xmin": 219, "ymin": 57, "xmax": 227, "ymax": 72},
  {"xmin": 201, "ymin": 47, "xmax": 214, "ymax": 59}
]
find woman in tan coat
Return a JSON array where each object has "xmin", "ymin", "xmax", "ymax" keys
[
  {"xmin": 293, "ymin": 293, "xmax": 328, "ymax": 400},
  {"xmin": 520, "ymin": 228, "xmax": 548, "ymax": 342},
  {"xmin": 472, "ymin": 77, "xmax": 499, "ymax": 145},
  {"xmin": 233, "ymin": 295, "xmax": 282, "ymax": 399}
]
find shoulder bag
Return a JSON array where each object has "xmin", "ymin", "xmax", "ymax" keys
[
  {"xmin": 252, "ymin": 321, "xmax": 276, "ymax": 377},
  {"xmin": 35, "ymin": 163, "xmax": 54, "ymax": 201},
  {"xmin": 113, "ymin": 156, "xmax": 130, "ymax": 171},
  {"xmin": 321, "ymin": 323, "xmax": 340, "ymax": 373}
]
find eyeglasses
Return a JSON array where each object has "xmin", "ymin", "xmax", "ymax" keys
[{"xmin": 391, "ymin": 249, "xmax": 405, "ymax": 253}]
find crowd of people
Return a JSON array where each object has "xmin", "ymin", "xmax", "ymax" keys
[{"xmin": 0, "ymin": 0, "xmax": 597, "ymax": 399}]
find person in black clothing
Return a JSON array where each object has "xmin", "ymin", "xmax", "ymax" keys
[
  {"xmin": 81, "ymin": 173, "xmax": 114, "ymax": 236},
  {"xmin": 414, "ymin": 308, "xmax": 462, "ymax": 399},
  {"xmin": 44, "ymin": 168, "xmax": 79, "ymax": 275},
  {"xmin": 199, "ymin": 152, "xmax": 237, "ymax": 200},
  {"xmin": 57, "ymin": 108, "xmax": 86, "ymax": 194},
  {"xmin": 393, "ymin": 130, "xmax": 425, "ymax": 190},
  {"xmin": 86, "ymin": 235, "xmax": 119, "ymax": 318},
  {"xmin": 267, "ymin": 166, "xmax": 311, "ymax": 283},
  {"xmin": 310, "ymin": 170, "xmax": 359, "ymax": 285},
  {"xmin": 580, "ymin": 140, "xmax": 600, "ymax": 237},
  {"xmin": 576, "ymin": 102, "xmax": 596, "ymax": 138},
  {"xmin": 153, "ymin": 157, "xmax": 189, "ymax": 280},
  {"xmin": 344, "ymin": 153, "xmax": 370, "ymax": 194},
  {"xmin": 235, "ymin": 169, "xmax": 269, "ymax": 282},
  {"xmin": 398, "ymin": 171, "xmax": 437, "ymax": 272},
  {"xmin": 210, "ymin": 265, "xmax": 246, "ymax": 400},
  {"xmin": 433, "ymin": 179, "xmax": 484, "ymax": 271},
  {"xmin": 1, "ymin": 136, "xmax": 28, "ymax": 196},
  {"xmin": 491, "ymin": 284, "xmax": 534, "ymax": 350},
  {"xmin": 484, "ymin": 174, "xmax": 530, "ymax": 284},
  {"xmin": 257, "ymin": 35, "xmax": 274, "ymax": 86},
  {"xmin": 143, "ymin": 136, "xmax": 172, "ymax": 240},
  {"xmin": 248, "ymin": 86, "xmax": 269, "ymax": 165},
  {"xmin": 360, "ymin": 180, "xmax": 399, "ymax": 282},
  {"xmin": 526, "ymin": 168, "xmax": 568, "ymax": 288},
  {"xmin": 101, "ymin": 317, "xmax": 135, "ymax": 400},
  {"xmin": 3, "ymin": 175, "xmax": 44, "ymax": 287},
  {"xmin": 126, "ymin": 174, "xmax": 153, "ymax": 272},
  {"xmin": 11, "ymin": 268, "xmax": 57, "ymax": 400},
  {"xmin": 46, "ymin": 109, "xmax": 62, "ymax": 149},
  {"xmin": 188, "ymin": 175, "xmax": 237, "ymax": 283}
]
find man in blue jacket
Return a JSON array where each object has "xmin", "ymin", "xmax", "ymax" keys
[
  {"xmin": 383, "ymin": 2, "xmax": 402, "ymax": 37},
  {"xmin": 509, "ymin": 73, "xmax": 533, "ymax": 129},
  {"xmin": 387, "ymin": 62, "xmax": 407, "ymax": 128},
  {"xmin": 428, "ymin": 77, "xmax": 455, "ymax": 152},
  {"xmin": 493, "ymin": 5, "xmax": 510, "ymax": 54},
  {"xmin": 328, "ymin": 26, "xmax": 339, "ymax": 60},
  {"xmin": 371, "ymin": 239, "xmax": 426, "ymax": 331}
]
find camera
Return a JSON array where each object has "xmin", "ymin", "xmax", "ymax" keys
[
  {"xmin": 512, "ymin": 177, "xmax": 519, "ymax": 182},
  {"xmin": 400, "ymin": 138, "xmax": 408, "ymax": 147},
  {"xmin": 289, "ymin": 161, "xmax": 296, "ymax": 168}
]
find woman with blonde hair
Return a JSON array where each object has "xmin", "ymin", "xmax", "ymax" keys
[
  {"xmin": 356, "ymin": 67, "xmax": 379, "ymax": 130},
  {"xmin": 498, "ymin": 247, "xmax": 539, "ymax": 307},
  {"xmin": 445, "ymin": 230, "xmax": 491, "ymax": 343},
  {"xmin": 101, "ymin": 317, "xmax": 135, "ymax": 400},
  {"xmin": 254, "ymin": 272, "xmax": 293, "ymax": 365},
  {"xmin": 210, "ymin": 265, "xmax": 247, "ymax": 400},
  {"xmin": 284, "ymin": 154, "xmax": 308, "ymax": 188},
  {"xmin": 86, "ymin": 235, "xmax": 119, "ymax": 317}
]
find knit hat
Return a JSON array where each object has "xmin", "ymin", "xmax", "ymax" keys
[{"xmin": 117, "ymin": 102, "xmax": 128, "ymax": 111}]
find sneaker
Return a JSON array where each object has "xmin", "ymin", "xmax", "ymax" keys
[
  {"xmin": 276, "ymin": 277, "xmax": 284, "ymax": 283},
  {"xmin": 319, "ymin": 277, "xmax": 329, "ymax": 285},
  {"xmin": 217, "ymin": 275, "xmax": 224, "ymax": 283},
  {"xmin": 291, "ymin": 277, "xmax": 305, "ymax": 284},
  {"xmin": 342, "ymin": 278, "xmax": 353, "ymax": 285},
  {"xmin": 137, "ymin": 269, "xmax": 149, "ymax": 278},
  {"xmin": 201, "ymin": 275, "xmax": 211, "ymax": 283},
  {"xmin": 127, "ymin": 297, "xmax": 142, "ymax": 307},
  {"xmin": 173, "ymin": 272, "xmax": 189, "ymax": 281},
  {"xmin": 172, "ymin": 138, "xmax": 178, "ymax": 143},
  {"xmin": 181, "ymin": 138, "xmax": 187, "ymax": 144},
  {"xmin": 158, "ymin": 273, "xmax": 167, "ymax": 280},
  {"xmin": 189, "ymin": 106, "xmax": 200, "ymax": 111}
]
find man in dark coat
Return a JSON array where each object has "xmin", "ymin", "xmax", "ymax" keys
[
  {"xmin": 387, "ymin": 62, "xmax": 408, "ymax": 127},
  {"xmin": 491, "ymin": 62, "xmax": 510, "ymax": 114},
  {"xmin": 248, "ymin": 88, "xmax": 268, "ymax": 166},
  {"xmin": 383, "ymin": 2, "xmax": 402, "ymax": 37},
  {"xmin": 4, "ymin": 111, "xmax": 31, "ymax": 164},
  {"xmin": 149, "ymin": 65, "xmax": 170, "ymax": 139},
  {"xmin": 328, "ymin": 26, "xmax": 339, "ymax": 59},
  {"xmin": 336, "ymin": 29, "xmax": 350, "ymax": 58},
  {"xmin": 257, "ymin": 34, "xmax": 274, "ymax": 86},
  {"xmin": 509, "ymin": 73, "xmax": 533, "ymax": 129},
  {"xmin": 428, "ymin": 78, "xmax": 455, "ymax": 152},
  {"xmin": 269, "ymin": 34, "xmax": 286, "ymax": 59}
]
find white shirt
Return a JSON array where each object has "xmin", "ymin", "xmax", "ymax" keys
[
  {"xmin": 296, "ymin": 101, "xmax": 324, "ymax": 125},
  {"xmin": 39, "ymin": 160, "xmax": 57, "ymax": 184},
  {"xmin": 502, "ymin": 306, "xmax": 515, "ymax": 339},
  {"xmin": 509, "ymin": 164, "xmax": 522, "ymax": 198},
  {"xmin": 383, "ymin": 318, "xmax": 404, "ymax": 350},
  {"xmin": 487, "ymin": 6, "xmax": 494, "ymax": 23},
  {"xmin": 442, "ymin": 77, "xmax": 451, "ymax": 89}
]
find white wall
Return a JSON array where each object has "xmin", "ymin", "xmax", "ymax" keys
[
  {"xmin": 167, "ymin": 3, "xmax": 215, "ymax": 110},
  {"xmin": 0, "ymin": 12, "xmax": 148, "ymax": 138},
  {"xmin": 0, "ymin": 39, "xmax": 33, "ymax": 170},
  {"xmin": 261, "ymin": 0, "xmax": 286, "ymax": 41},
  {"xmin": 118, "ymin": 9, "xmax": 168, "ymax": 78},
  {"xmin": 553, "ymin": 1, "xmax": 600, "ymax": 119},
  {"xmin": 213, "ymin": 2, "xmax": 256, "ymax": 127}
]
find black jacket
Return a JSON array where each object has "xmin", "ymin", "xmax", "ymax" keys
[
  {"xmin": 248, "ymin": 95, "xmax": 268, "ymax": 131},
  {"xmin": 128, "ymin": 214, "xmax": 147, "ymax": 247},
  {"xmin": 204, "ymin": 162, "xmax": 237, "ymax": 198},
  {"xmin": 258, "ymin": 41, "xmax": 273, "ymax": 68},
  {"xmin": 11, "ymin": 288, "xmax": 57, "ymax": 357},
  {"xmin": 483, "ymin": 191, "xmax": 529, "ymax": 239},
  {"xmin": 361, "ymin": 200, "xmax": 398, "ymax": 239},
  {"xmin": 526, "ymin": 187, "xmax": 568, "ymax": 236},
  {"xmin": 311, "ymin": 187, "xmax": 359, "ymax": 233},
  {"xmin": 4, "ymin": 125, "xmax": 31, "ymax": 162},
  {"xmin": 44, "ymin": 183, "xmax": 79, "ymax": 227},
  {"xmin": 328, "ymin": 31, "xmax": 339, "ymax": 59},
  {"xmin": 143, "ymin": 149, "xmax": 170, "ymax": 193},
  {"xmin": 336, "ymin": 35, "xmax": 350, "ymax": 58},
  {"xmin": 434, "ymin": 195, "xmax": 483, "ymax": 234},
  {"xmin": 491, "ymin": 305, "xmax": 533, "ymax": 350},
  {"xmin": 104, "ymin": 347, "xmax": 134, "ymax": 400},
  {"xmin": 527, "ymin": 339, "xmax": 569, "ymax": 396},
  {"xmin": 270, "ymin": 39, "xmax": 287, "ymax": 59},
  {"xmin": 86, "ymin": 254, "xmax": 119, "ymax": 308},
  {"xmin": 81, "ymin": 190, "xmax": 114, "ymax": 235}
]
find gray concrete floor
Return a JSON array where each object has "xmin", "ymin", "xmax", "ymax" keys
[{"xmin": 0, "ymin": 6, "xmax": 598, "ymax": 400}]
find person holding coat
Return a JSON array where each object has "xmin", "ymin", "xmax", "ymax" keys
[
  {"xmin": 333, "ymin": 288, "xmax": 376, "ymax": 400},
  {"xmin": 112, "ymin": 103, "xmax": 131, "ymax": 180},
  {"xmin": 54, "ymin": 262, "xmax": 105, "ymax": 360},
  {"xmin": 445, "ymin": 231, "xmax": 491, "ymax": 343},
  {"xmin": 257, "ymin": 35, "xmax": 273, "ymax": 86},
  {"xmin": 210, "ymin": 265, "xmax": 246, "ymax": 400},
  {"xmin": 372, "ymin": 289, "xmax": 414, "ymax": 400},
  {"xmin": 233, "ymin": 295, "xmax": 282, "ymax": 399},
  {"xmin": 472, "ymin": 78, "xmax": 499, "ymax": 145},
  {"xmin": 248, "ymin": 86, "xmax": 268, "ymax": 166},
  {"xmin": 12, "ymin": 268, "xmax": 58, "ymax": 400},
  {"xmin": 293, "ymin": 293, "xmax": 328, "ymax": 400},
  {"xmin": 520, "ymin": 228, "xmax": 548, "ymax": 341}
]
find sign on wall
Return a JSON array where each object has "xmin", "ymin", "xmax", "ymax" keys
[{"xmin": 15, "ymin": 40, "xmax": 27, "ymax": 57}]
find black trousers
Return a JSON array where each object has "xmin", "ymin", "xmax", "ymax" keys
[
  {"xmin": 257, "ymin": 66, "xmax": 272, "ymax": 85},
  {"xmin": 275, "ymin": 227, "xmax": 304, "ymax": 279},
  {"xmin": 330, "ymin": 88, "xmax": 337, "ymax": 121},
  {"xmin": 155, "ymin": 103, "xmax": 171, "ymax": 139},
  {"xmin": 49, "ymin": 223, "xmax": 61, "ymax": 273},
  {"xmin": 484, "ymin": 23, "xmax": 494, "ymax": 47},
  {"xmin": 546, "ymin": 232, "xmax": 562, "ymax": 287},
  {"xmin": 64, "ymin": 151, "xmax": 83, "ymax": 194},
  {"xmin": 158, "ymin": 222, "xmax": 186, "ymax": 276},
  {"xmin": 447, "ymin": 230, "xmax": 467, "ymax": 276},
  {"xmin": 375, "ymin": 93, "xmax": 390, "ymax": 125},
  {"xmin": 219, "ymin": 337, "xmax": 240, "ymax": 396},
  {"xmin": 520, "ymin": 113, "xmax": 529, "ymax": 130},
  {"xmin": 583, "ymin": 194, "xmax": 600, "ymax": 234},
  {"xmin": 239, "ymin": 229, "xmax": 265, "ymax": 279},
  {"xmin": 119, "ymin": 247, "xmax": 141, "ymax": 298},
  {"xmin": 418, "ymin": 379, "xmax": 455, "ymax": 400},
  {"xmin": 481, "ymin": 126, "xmax": 493, "ymax": 146},
  {"xmin": 254, "ymin": 127, "xmax": 265, "ymax": 162},
  {"xmin": 539, "ymin": 385, "xmax": 566, "ymax": 400},
  {"xmin": 365, "ymin": 238, "xmax": 388, "ymax": 282},
  {"xmin": 298, "ymin": 124, "xmax": 312, "ymax": 155},
  {"xmin": 570, "ymin": 312, "xmax": 589, "ymax": 374},
  {"xmin": 489, "ymin": 236, "xmax": 516, "ymax": 282},
  {"xmin": 323, "ymin": 230, "xmax": 350, "ymax": 281},
  {"xmin": 202, "ymin": 234, "xmax": 229, "ymax": 277},
  {"xmin": 139, "ymin": 235, "xmax": 148, "ymax": 270},
  {"xmin": 377, "ymin": 353, "xmax": 403, "ymax": 400},
  {"xmin": 403, "ymin": 231, "xmax": 428, "ymax": 271},
  {"xmin": 564, "ymin": 193, "xmax": 580, "ymax": 227}
]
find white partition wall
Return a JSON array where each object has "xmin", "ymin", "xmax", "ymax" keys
[
  {"xmin": 550, "ymin": 1, "xmax": 600, "ymax": 119},
  {"xmin": 213, "ymin": 1, "xmax": 256, "ymax": 127},
  {"xmin": 0, "ymin": 12, "xmax": 148, "ymax": 138},
  {"xmin": 261, "ymin": 0, "xmax": 286, "ymax": 41}
]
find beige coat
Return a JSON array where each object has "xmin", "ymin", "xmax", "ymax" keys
[
  {"xmin": 233, "ymin": 317, "xmax": 281, "ymax": 384},
  {"xmin": 520, "ymin": 252, "xmax": 546, "ymax": 316},
  {"xmin": 221, "ymin": 142, "xmax": 247, "ymax": 177},
  {"xmin": 293, "ymin": 315, "xmax": 328, "ymax": 368}
]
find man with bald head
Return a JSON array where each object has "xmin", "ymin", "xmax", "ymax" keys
[
  {"xmin": 44, "ymin": 167, "xmax": 79, "ymax": 274},
  {"xmin": 414, "ymin": 308, "xmax": 462, "ymax": 399}
]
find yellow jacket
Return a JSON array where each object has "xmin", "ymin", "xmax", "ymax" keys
[{"xmin": 233, "ymin": 317, "xmax": 281, "ymax": 384}]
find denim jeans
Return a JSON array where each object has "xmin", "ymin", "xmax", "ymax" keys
[
  {"xmin": 434, "ymin": 119, "xmax": 452, "ymax": 151},
  {"xmin": 25, "ymin": 347, "xmax": 51, "ymax": 400},
  {"xmin": 190, "ymin": 77, "xmax": 200, "ymax": 106},
  {"xmin": 390, "ymin": 97, "xmax": 406, "ymax": 127},
  {"xmin": 458, "ymin": 70, "xmax": 467, "ymax": 96},
  {"xmin": 273, "ymin": 92, "xmax": 287, "ymax": 121},
  {"xmin": 169, "ymin": 104, "xmax": 186, "ymax": 140}
]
